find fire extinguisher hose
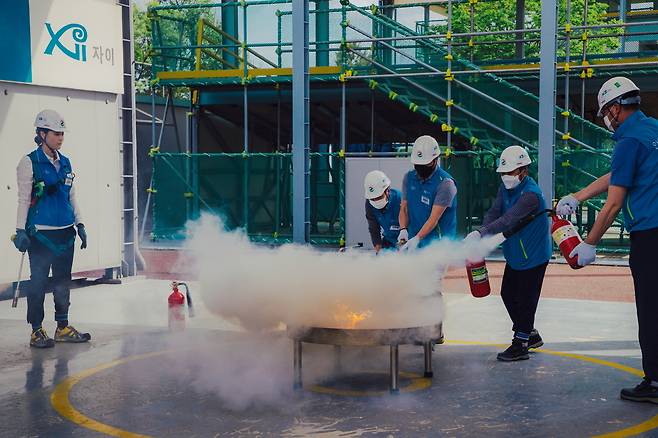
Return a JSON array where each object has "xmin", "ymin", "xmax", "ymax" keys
[
  {"xmin": 177, "ymin": 282, "xmax": 194, "ymax": 318},
  {"xmin": 502, "ymin": 209, "xmax": 554, "ymax": 238}
]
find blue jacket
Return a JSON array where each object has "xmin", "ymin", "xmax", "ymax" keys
[
  {"xmin": 610, "ymin": 110, "xmax": 658, "ymax": 232},
  {"xmin": 501, "ymin": 177, "xmax": 551, "ymax": 270},
  {"xmin": 368, "ymin": 188, "xmax": 402, "ymax": 246},
  {"xmin": 27, "ymin": 148, "xmax": 75, "ymax": 228},
  {"xmin": 404, "ymin": 167, "xmax": 457, "ymax": 246}
]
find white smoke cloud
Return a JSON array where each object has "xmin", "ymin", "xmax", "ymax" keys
[
  {"xmin": 185, "ymin": 214, "xmax": 503, "ymax": 332},
  {"xmin": 148, "ymin": 215, "xmax": 504, "ymax": 410}
]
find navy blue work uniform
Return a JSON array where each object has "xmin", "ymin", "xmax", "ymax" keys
[
  {"xmin": 610, "ymin": 110, "xmax": 658, "ymax": 382},
  {"xmin": 484, "ymin": 176, "xmax": 551, "ymax": 339},
  {"xmin": 365, "ymin": 188, "xmax": 402, "ymax": 249}
]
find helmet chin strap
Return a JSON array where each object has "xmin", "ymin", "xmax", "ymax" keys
[{"xmin": 40, "ymin": 132, "xmax": 58, "ymax": 157}]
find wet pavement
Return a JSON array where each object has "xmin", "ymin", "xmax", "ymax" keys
[{"xmin": 0, "ymin": 278, "xmax": 657, "ymax": 437}]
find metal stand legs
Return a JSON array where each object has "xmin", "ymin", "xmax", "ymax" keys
[
  {"xmin": 390, "ymin": 344, "xmax": 399, "ymax": 393},
  {"xmin": 293, "ymin": 341, "xmax": 302, "ymax": 390},
  {"xmin": 292, "ymin": 340, "xmax": 434, "ymax": 394},
  {"xmin": 424, "ymin": 341, "xmax": 434, "ymax": 378}
]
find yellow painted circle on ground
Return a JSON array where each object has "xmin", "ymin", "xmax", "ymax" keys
[
  {"xmin": 307, "ymin": 371, "xmax": 432, "ymax": 397},
  {"xmin": 50, "ymin": 343, "xmax": 658, "ymax": 438}
]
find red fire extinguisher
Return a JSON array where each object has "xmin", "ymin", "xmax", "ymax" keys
[
  {"xmin": 550, "ymin": 214, "xmax": 584, "ymax": 269},
  {"xmin": 466, "ymin": 259, "xmax": 491, "ymax": 298},
  {"xmin": 465, "ymin": 209, "xmax": 554, "ymax": 298},
  {"xmin": 168, "ymin": 281, "xmax": 194, "ymax": 331}
]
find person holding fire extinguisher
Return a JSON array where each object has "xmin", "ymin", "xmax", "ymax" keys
[
  {"xmin": 465, "ymin": 145, "xmax": 551, "ymax": 361},
  {"xmin": 363, "ymin": 170, "xmax": 401, "ymax": 254},
  {"xmin": 556, "ymin": 77, "xmax": 658, "ymax": 404},
  {"xmin": 398, "ymin": 135, "xmax": 457, "ymax": 251},
  {"xmin": 12, "ymin": 110, "xmax": 91, "ymax": 349}
]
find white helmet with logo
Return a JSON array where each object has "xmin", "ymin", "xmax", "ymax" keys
[
  {"xmin": 34, "ymin": 109, "xmax": 67, "ymax": 132},
  {"xmin": 364, "ymin": 170, "xmax": 391, "ymax": 199},
  {"xmin": 496, "ymin": 145, "xmax": 532, "ymax": 173},
  {"xmin": 410, "ymin": 135, "xmax": 440, "ymax": 165},
  {"xmin": 597, "ymin": 77, "xmax": 640, "ymax": 117}
]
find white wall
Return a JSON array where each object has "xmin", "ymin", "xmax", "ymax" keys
[
  {"xmin": 345, "ymin": 157, "xmax": 412, "ymax": 249},
  {"xmin": 0, "ymin": 82, "xmax": 122, "ymax": 283}
]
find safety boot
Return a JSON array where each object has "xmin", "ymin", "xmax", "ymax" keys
[
  {"xmin": 497, "ymin": 339, "xmax": 529, "ymax": 361},
  {"xmin": 55, "ymin": 326, "xmax": 91, "ymax": 343},
  {"xmin": 528, "ymin": 329, "xmax": 544, "ymax": 349},
  {"xmin": 620, "ymin": 378, "xmax": 658, "ymax": 404},
  {"xmin": 30, "ymin": 328, "xmax": 55, "ymax": 349}
]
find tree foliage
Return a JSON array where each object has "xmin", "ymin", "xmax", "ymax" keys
[
  {"xmin": 432, "ymin": 0, "xmax": 621, "ymax": 61},
  {"xmin": 133, "ymin": 0, "xmax": 218, "ymax": 94}
]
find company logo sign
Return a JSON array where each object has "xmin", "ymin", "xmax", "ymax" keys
[{"xmin": 44, "ymin": 23, "xmax": 88, "ymax": 61}]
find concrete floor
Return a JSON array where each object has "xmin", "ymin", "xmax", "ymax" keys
[{"xmin": 1, "ymin": 274, "xmax": 657, "ymax": 437}]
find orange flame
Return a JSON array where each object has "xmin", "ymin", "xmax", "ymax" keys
[{"xmin": 334, "ymin": 303, "xmax": 373, "ymax": 329}]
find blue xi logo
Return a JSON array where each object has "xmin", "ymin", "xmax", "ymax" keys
[{"xmin": 44, "ymin": 23, "xmax": 88, "ymax": 62}]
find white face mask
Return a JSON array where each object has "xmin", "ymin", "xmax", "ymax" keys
[
  {"xmin": 603, "ymin": 114, "xmax": 615, "ymax": 132},
  {"xmin": 501, "ymin": 174, "xmax": 521, "ymax": 190},
  {"xmin": 369, "ymin": 197, "xmax": 388, "ymax": 209}
]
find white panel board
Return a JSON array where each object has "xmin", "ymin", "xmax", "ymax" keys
[
  {"xmin": 345, "ymin": 157, "xmax": 411, "ymax": 249},
  {"xmin": 0, "ymin": 82, "xmax": 122, "ymax": 284},
  {"xmin": 28, "ymin": 0, "xmax": 124, "ymax": 94}
]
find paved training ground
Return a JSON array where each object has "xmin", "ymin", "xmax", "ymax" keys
[{"xmin": 1, "ymin": 262, "xmax": 657, "ymax": 437}]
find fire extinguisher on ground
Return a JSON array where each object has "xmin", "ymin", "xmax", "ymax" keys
[{"xmin": 168, "ymin": 281, "xmax": 194, "ymax": 331}]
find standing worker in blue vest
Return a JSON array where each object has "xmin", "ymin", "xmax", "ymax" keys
[
  {"xmin": 364, "ymin": 170, "xmax": 401, "ymax": 254},
  {"xmin": 13, "ymin": 109, "xmax": 91, "ymax": 348},
  {"xmin": 466, "ymin": 146, "xmax": 551, "ymax": 361},
  {"xmin": 398, "ymin": 135, "xmax": 457, "ymax": 251},
  {"xmin": 557, "ymin": 77, "xmax": 658, "ymax": 403}
]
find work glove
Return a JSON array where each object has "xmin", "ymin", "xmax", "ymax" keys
[
  {"xmin": 464, "ymin": 230, "xmax": 481, "ymax": 244},
  {"xmin": 569, "ymin": 241, "xmax": 596, "ymax": 267},
  {"xmin": 400, "ymin": 235, "xmax": 420, "ymax": 252},
  {"xmin": 556, "ymin": 194, "xmax": 579, "ymax": 215},
  {"xmin": 397, "ymin": 228, "xmax": 409, "ymax": 245},
  {"xmin": 77, "ymin": 223, "xmax": 88, "ymax": 250},
  {"xmin": 12, "ymin": 229, "xmax": 30, "ymax": 253}
]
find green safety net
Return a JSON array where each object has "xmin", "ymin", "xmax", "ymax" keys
[{"xmin": 151, "ymin": 153, "xmax": 344, "ymax": 244}]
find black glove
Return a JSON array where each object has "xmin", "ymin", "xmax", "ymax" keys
[
  {"xmin": 77, "ymin": 224, "xmax": 87, "ymax": 249},
  {"xmin": 13, "ymin": 229, "xmax": 30, "ymax": 253}
]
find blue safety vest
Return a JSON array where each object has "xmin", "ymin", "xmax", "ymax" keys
[
  {"xmin": 369, "ymin": 188, "xmax": 402, "ymax": 246},
  {"xmin": 500, "ymin": 176, "xmax": 551, "ymax": 270},
  {"xmin": 610, "ymin": 111, "xmax": 658, "ymax": 232},
  {"xmin": 404, "ymin": 166, "xmax": 457, "ymax": 246},
  {"xmin": 27, "ymin": 148, "xmax": 75, "ymax": 229}
]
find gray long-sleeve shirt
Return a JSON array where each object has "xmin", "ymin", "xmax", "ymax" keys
[{"xmin": 480, "ymin": 186, "xmax": 539, "ymax": 236}]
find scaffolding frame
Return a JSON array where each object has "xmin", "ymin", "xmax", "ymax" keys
[{"xmin": 144, "ymin": 0, "xmax": 658, "ymax": 250}]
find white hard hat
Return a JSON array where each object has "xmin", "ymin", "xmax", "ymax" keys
[
  {"xmin": 34, "ymin": 109, "xmax": 67, "ymax": 132},
  {"xmin": 496, "ymin": 145, "xmax": 532, "ymax": 173},
  {"xmin": 597, "ymin": 77, "xmax": 640, "ymax": 117},
  {"xmin": 410, "ymin": 135, "xmax": 440, "ymax": 165},
  {"xmin": 364, "ymin": 170, "xmax": 391, "ymax": 199}
]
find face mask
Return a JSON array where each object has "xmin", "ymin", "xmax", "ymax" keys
[
  {"xmin": 603, "ymin": 114, "xmax": 615, "ymax": 132},
  {"xmin": 414, "ymin": 162, "xmax": 436, "ymax": 179},
  {"xmin": 369, "ymin": 197, "xmax": 388, "ymax": 209},
  {"xmin": 501, "ymin": 174, "xmax": 521, "ymax": 190}
]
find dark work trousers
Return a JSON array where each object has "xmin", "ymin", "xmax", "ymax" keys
[
  {"xmin": 26, "ymin": 227, "xmax": 75, "ymax": 330},
  {"xmin": 500, "ymin": 262, "xmax": 548, "ymax": 337},
  {"xmin": 629, "ymin": 227, "xmax": 658, "ymax": 382}
]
